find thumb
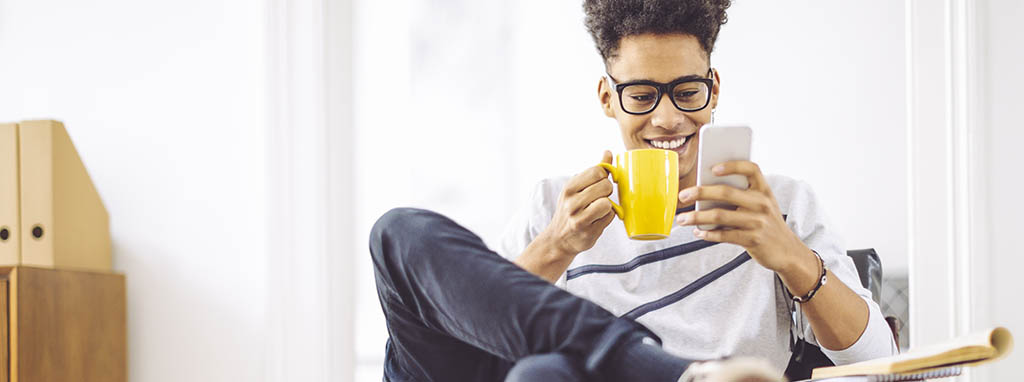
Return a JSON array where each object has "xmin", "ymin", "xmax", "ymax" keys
[{"xmin": 601, "ymin": 150, "xmax": 613, "ymax": 165}]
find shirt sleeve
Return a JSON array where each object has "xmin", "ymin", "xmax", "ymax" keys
[
  {"xmin": 499, "ymin": 180, "xmax": 546, "ymax": 260},
  {"xmin": 496, "ymin": 201, "xmax": 536, "ymax": 262},
  {"xmin": 780, "ymin": 178, "xmax": 899, "ymax": 364},
  {"xmin": 497, "ymin": 177, "xmax": 569, "ymax": 288}
]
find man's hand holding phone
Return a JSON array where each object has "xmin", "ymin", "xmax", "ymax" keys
[
  {"xmin": 676, "ymin": 160, "xmax": 809, "ymax": 273},
  {"xmin": 676, "ymin": 125, "xmax": 813, "ymax": 274}
]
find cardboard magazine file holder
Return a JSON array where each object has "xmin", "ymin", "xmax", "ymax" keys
[{"xmin": 0, "ymin": 120, "xmax": 110, "ymax": 271}]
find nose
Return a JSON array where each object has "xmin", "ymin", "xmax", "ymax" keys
[{"xmin": 648, "ymin": 93, "xmax": 687, "ymax": 131}]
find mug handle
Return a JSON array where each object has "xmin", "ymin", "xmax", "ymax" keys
[{"xmin": 598, "ymin": 163, "xmax": 625, "ymax": 219}]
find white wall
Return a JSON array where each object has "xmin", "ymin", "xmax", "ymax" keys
[
  {"xmin": 0, "ymin": 1, "xmax": 270, "ymax": 381},
  {"xmin": 715, "ymin": 2, "xmax": 908, "ymax": 272},
  {"xmin": 982, "ymin": 0, "xmax": 1024, "ymax": 378}
]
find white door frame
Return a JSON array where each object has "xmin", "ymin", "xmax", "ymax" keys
[
  {"xmin": 905, "ymin": 0, "xmax": 989, "ymax": 380},
  {"xmin": 266, "ymin": 0, "xmax": 355, "ymax": 380}
]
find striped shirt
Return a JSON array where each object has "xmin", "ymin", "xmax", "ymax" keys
[{"xmin": 498, "ymin": 174, "xmax": 897, "ymax": 368}]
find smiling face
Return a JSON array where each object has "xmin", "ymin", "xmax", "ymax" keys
[{"xmin": 598, "ymin": 33, "xmax": 720, "ymax": 190}]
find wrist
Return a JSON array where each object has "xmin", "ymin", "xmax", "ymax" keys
[
  {"xmin": 777, "ymin": 248, "xmax": 821, "ymax": 297},
  {"xmin": 534, "ymin": 230, "xmax": 576, "ymax": 262},
  {"xmin": 518, "ymin": 231, "xmax": 578, "ymax": 283}
]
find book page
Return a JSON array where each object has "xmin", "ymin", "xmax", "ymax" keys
[{"xmin": 812, "ymin": 327, "xmax": 1013, "ymax": 379}]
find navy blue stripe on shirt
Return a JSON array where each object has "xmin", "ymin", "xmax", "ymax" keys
[
  {"xmin": 622, "ymin": 251, "xmax": 752, "ymax": 320},
  {"xmin": 565, "ymin": 239, "xmax": 721, "ymax": 280}
]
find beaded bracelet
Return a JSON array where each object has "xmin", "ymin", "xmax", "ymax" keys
[{"xmin": 792, "ymin": 250, "xmax": 827, "ymax": 303}]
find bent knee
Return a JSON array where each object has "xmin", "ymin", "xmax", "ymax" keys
[
  {"xmin": 505, "ymin": 353, "xmax": 583, "ymax": 382},
  {"xmin": 373, "ymin": 207, "xmax": 431, "ymax": 231},
  {"xmin": 368, "ymin": 207, "xmax": 448, "ymax": 261},
  {"xmin": 370, "ymin": 207, "xmax": 437, "ymax": 241}
]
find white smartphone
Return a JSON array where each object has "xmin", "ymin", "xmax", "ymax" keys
[{"xmin": 695, "ymin": 124, "xmax": 753, "ymax": 231}]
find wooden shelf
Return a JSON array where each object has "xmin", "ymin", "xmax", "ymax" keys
[{"xmin": 0, "ymin": 266, "xmax": 125, "ymax": 382}]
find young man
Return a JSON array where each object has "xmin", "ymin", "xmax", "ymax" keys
[{"xmin": 369, "ymin": 1, "xmax": 896, "ymax": 381}]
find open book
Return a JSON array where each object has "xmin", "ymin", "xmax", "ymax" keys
[{"xmin": 811, "ymin": 327, "xmax": 1014, "ymax": 379}]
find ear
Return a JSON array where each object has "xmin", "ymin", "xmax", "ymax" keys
[
  {"xmin": 709, "ymin": 68, "xmax": 721, "ymax": 110},
  {"xmin": 597, "ymin": 76, "xmax": 616, "ymax": 118}
]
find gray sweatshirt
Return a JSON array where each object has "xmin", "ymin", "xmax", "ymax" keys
[{"xmin": 498, "ymin": 174, "xmax": 898, "ymax": 369}]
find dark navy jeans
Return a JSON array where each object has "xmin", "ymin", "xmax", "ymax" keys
[{"xmin": 369, "ymin": 208, "xmax": 665, "ymax": 382}]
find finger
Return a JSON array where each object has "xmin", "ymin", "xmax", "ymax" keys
[
  {"xmin": 591, "ymin": 207, "xmax": 616, "ymax": 228},
  {"xmin": 579, "ymin": 197, "xmax": 615, "ymax": 225},
  {"xmin": 571, "ymin": 178, "xmax": 615, "ymax": 214},
  {"xmin": 693, "ymin": 227, "xmax": 754, "ymax": 247},
  {"xmin": 564, "ymin": 166, "xmax": 606, "ymax": 194},
  {"xmin": 677, "ymin": 209, "xmax": 764, "ymax": 230},
  {"xmin": 601, "ymin": 150, "xmax": 613, "ymax": 166},
  {"xmin": 712, "ymin": 160, "xmax": 768, "ymax": 192},
  {"xmin": 678, "ymin": 184, "xmax": 768, "ymax": 211}
]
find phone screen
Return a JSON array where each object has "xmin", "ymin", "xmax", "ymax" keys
[{"xmin": 695, "ymin": 124, "xmax": 753, "ymax": 230}]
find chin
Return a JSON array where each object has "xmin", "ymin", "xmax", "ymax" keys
[
  {"xmin": 677, "ymin": 162, "xmax": 696, "ymax": 182},
  {"xmin": 678, "ymin": 156, "xmax": 696, "ymax": 172}
]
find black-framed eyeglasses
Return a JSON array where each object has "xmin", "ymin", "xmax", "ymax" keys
[{"xmin": 606, "ymin": 68, "xmax": 715, "ymax": 115}]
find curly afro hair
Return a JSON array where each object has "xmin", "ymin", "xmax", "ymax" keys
[{"xmin": 583, "ymin": 0, "xmax": 732, "ymax": 63}]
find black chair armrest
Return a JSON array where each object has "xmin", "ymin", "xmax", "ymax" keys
[{"xmin": 846, "ymin": 248, "xmax": 882, "ymax": 305}]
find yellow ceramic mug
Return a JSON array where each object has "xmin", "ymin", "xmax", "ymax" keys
[{"xmin": 599, "ymin": 149, "xmax": 679, "ymax": 240}]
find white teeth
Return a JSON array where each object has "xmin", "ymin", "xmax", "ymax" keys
[{"xmin": 650, "ymin": 136, "xmax": 688, "ymax": 149}]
